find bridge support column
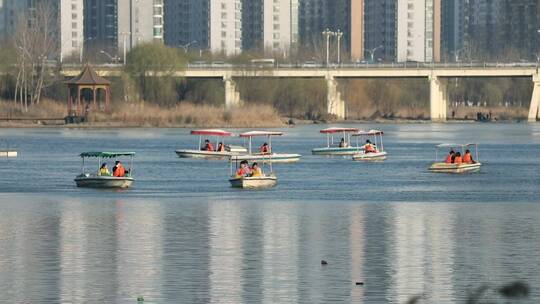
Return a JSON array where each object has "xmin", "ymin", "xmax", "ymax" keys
[
  {"xmin": 528, "ymin": 75, "xmax": 540, "ymax": 122},
  {"xmin": 429, "ymin": 76, "xmax": 447, "ymax": 122},
  {"xmin": 326, "ymin": 75, "xmax": 345, "ymax": 119},
  {"xmin": 224, "ymin": 76, "xmax": 242, "ymax": 108}
]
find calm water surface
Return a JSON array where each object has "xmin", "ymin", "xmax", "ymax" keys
[{"xmin": 1, "ymin": 124, "xmax": 540, "ymax": 303}]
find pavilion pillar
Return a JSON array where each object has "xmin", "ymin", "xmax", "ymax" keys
[
  {"xmin": 67, "ymin": 86, "xmax": 71, "ymax": 115},
  {"xmin": 528, "ymin": 74, "xmax": 540, "ymax": 122},
  {"xmin": 93, "ymin": 86, "xmax": 97, "ymax": 108},
  {"xmin": 77, "ymin": 87, "xmax": 81, "ymax": 116}
]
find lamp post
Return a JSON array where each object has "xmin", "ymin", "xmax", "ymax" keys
[
  {"xmin": 119, "ymin": 31, "xmax": 131, "ymax": 65},
  {"xmin": 364, "ymin": 45, "xmax": 383, "ymax": 63},
  {"xmin": 79, "ymin": 37, "xmax": 94, "ymax": 63},
  {"xmin": 180, "ymin": 40, "xmax": 198, "ymax": 53},
  {"xmin": 100, "ymin": 50, "xmax": 118, "ymax": 64},
  {"xmin": 336, "ymin": 29, "xmax": 343, "ymax": 64},
  {"xmin": 322, "ymin": 28, "xmax": 335, "ymax": 67}
]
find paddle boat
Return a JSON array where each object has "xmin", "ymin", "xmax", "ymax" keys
[
  {"xmin": 74, "ymin": 152, "xmax": 135, "ymax": 188},
  {"xmin": 0, "ymin": 140, "xmax": 17, "ymax": 158},
  {"xmin": 229, "ymin": 157, "xmax": 277, "ymax": 189},
  {"xmin": 312, "ymin": 127, "xmax": 360, "ymax": 155},
  {"xmin": 429, "ymin": 143, "xmax": 482, "ymax": 173},
  {"xmin": 230, "ymin": 131, "xmax": 301, "ymax": 163},
  {"xmin": 352, "ymin": 130, "xmax": 387, "ymax": 161},
  {"xmin": 175, "ymin": 129, "xmax": 247, "ymax": 159}
]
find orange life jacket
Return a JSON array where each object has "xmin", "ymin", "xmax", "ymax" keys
[
  {"xmin": 217, "ymin": 144, "xmax": 225, "ymax": 152},
  {"xmin": 463, "ymin": 153, "xmax": 472, "ymax": 163},
  {"xmin": 445, "ymin": 155, "xmax": 453, "ymax": 164},
  {"xmin": 365, "ymin": 144, "xmax": 375, "ymax": 153},
  {"xmin": 113, "ymin": 165, "xmax": 125, "ymax": 177},
  {"xmin": 206, "ymin": 143, "xmax": 214, "ymax": 151},
  {"xmin": 236, "ymin": 168, "xmax": 245, "ymax": 176},
  {"xmin": 454, "ymin": 156, "xmax": 463, "ymax": 164}
]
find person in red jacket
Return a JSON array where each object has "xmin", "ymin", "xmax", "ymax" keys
[
  {"xmin": 202, "ymin": 139, "xmax": 214, "ymax": 151},
  {"xmin": 113, "ymin": 161, "xmax": 125, "ymax": 177},
  {"xmin": 445, "ymin": 150, "xmax": 455, "ymax": 163}
]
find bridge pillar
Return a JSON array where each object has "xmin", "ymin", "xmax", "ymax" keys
[
  {"xmin": 528, "ymin": 75, "xmax": 540, "ymax": 122},
  {"xmin": 429, "ymin": 76, "xmax": 447, "ymax": 122},
  {"xmin": 223, "ymin": 75, "xmax": 242, "ymax": 108},
  {"xmin": 326, "ymin": 75, "xmax": 346, "ymax": 119}
]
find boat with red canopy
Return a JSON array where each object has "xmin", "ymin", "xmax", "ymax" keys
[
  {"xmin": 230, "ymin": 130, "xmax": 301, "ymax": 163},
  {"xmin": 175, "ymin": 129, "xmax": 247, "ymax": 159},
  {"xmin": 312, "ymin": 127, "xmax": 360, "ymax": 155},
  {"xmin": 352, "ymin": 130, "xmax": 387, "ymax": 161}
]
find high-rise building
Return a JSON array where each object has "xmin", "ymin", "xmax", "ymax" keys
[
  {"xmin": 0, "ymin": 0, "xmax": 84, "ymax": 61},
  {"xmin": 84, "ymin": 0, "xmax": 163, "ymax": 59},
  {"xmin": 396, "ymin": 0, "xmax": 441, "ymax": 62},
  {"xmin": 298, "ymin": 0, "xmax": 352, "ymax": 57},
  {"xmin": 441, "ymin": 0, "xmax": 467, "ymax": 60},
  {"xmin": 242, "ymin": 0, "xmax": 299, "ymax": 56},
  {"xmin": 350, "ymin": 0, "xmax": 364, "ymax": 61},
  {"xmin": 164, "ymin": 0, "xmax": 242, "ymax": 55},
  {"xmin": 363, "ymin": 0, "xmax": 397, "ymax": 61}
]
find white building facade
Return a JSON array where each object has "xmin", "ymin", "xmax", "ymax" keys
[
  {"xmin": 209, "ymin": 0, "xmax": 243, "ymax": 55},
  {"xmin": 262, "ymin": 0, "xmax": 298, "ymax": 55},
  {"xmin": 396, "ymin": 0, "xmax": 441, "ymax": 62}
]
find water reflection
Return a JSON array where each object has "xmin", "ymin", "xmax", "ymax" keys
[{"xmin": 1, "ymin": 197, "xmax": 540, "ymax": 302}]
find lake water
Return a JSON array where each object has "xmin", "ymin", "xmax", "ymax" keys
[{"xmin": 1, "ymin": 124, "xmax": 540, "ymax": 303}]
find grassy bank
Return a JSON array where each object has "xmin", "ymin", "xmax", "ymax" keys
[{"xmin": 0, "ymin": 100, "xmax": 284, "ymax": 127}]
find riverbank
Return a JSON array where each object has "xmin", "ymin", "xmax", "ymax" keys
[{"xmin": 0, "ymin": 100, "xmax": 530, "ymax": 128}]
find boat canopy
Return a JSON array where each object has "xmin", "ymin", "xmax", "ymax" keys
[
  {"xmin": 239, "ymin": 131, "xmax": 283, "ymax": 137},
  {"xmin": 353, "ymin": 129, "xmax": 384, "ymax": 136},
  {"xmin": 191, "ymin": 129, "xmax": 233, "ymax": 137},
  {"xmin": 80, "ymin": 152, "xmax": 136, "ymax": 158},
  {"xmin": 320, "ymin": 127, "xmax": 359, "ymax": 134},
  {"xmin": 436, "ymin": 143, "xmax": 477, "ymax": 148}
]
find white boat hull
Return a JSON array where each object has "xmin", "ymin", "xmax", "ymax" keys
[
  {"xmin": 0, "ymin": 151, "xmax": 17, "ymax": 158},
  {"xmin": 75, "ymin": 174, "xmax": 134, "ymax": 188},
  {"xmin": 428, "ymin": 162, "xmax": 482, "ymax": 174},
  {"xmin": 352, "ymin": 151, "xmax": 387, "ymax": 161},
  {"xmin": 229, "ymin": 175, "xmax": 277, "ymax": 189},
  {"xmin": 230, "ymin": 153, "xmax": 301, "ymax": 163},
  {"xmin": 312, "ymin": 147, "xmax": 359, "ymax": 155},
  {"xmin": 176, "ymin": 149, "xmax": 234, "ymax": 159}
]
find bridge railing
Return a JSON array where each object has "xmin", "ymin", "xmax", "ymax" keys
[{"xmin": 52, "ymin": 61, "xmax": 539, "ymax": 71}]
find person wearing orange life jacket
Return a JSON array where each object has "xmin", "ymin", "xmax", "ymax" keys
[
  {"xmin": 202, "ymin": 139, "xmax": 214, "ymax": 151},
  {"xmin": 217, "ymin": 142, "xmax": 225, "ymax": 152},
  {"xmin": 463, "ymin": 149, "xmax": 475, "ymax": 164},
  {"xmin": 453, "ymin": 152, "xmax": 463, "ymax": 164},
  {"xmin": 235, "ymin": 160, "xmax": 251, "ymax": 177},
  {"xmin": 445, "ymin": 150, "xmax": 455, "ymax": 164},
  {"xmin": 364, "ymin": 140, "xmax": 376, "ymax": 153},
  {"xmin": 260, "ymin": 142, "xmax": 270, "ymax": 154},
  {"xmin": 113, "ymin": 161, "xmax": 126, "ymax": 177}
]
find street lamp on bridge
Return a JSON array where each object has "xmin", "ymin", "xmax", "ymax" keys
[
  {"xmin": 180, "ymin": 41, "xmax": 198, "ymax": 53},
  {"xmin": 322, "ymin": 29, "xmax": 335, "ymax": 67},
  {"xmin": 364, "ymin": 45, "xmax": 383, "ymax": 63}
]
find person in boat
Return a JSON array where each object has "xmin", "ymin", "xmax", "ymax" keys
[
  {"xmin": 113, "ymin": 160, "xmax": 126, "ymax": 177},
  {"xmin": 260, "ymin": 143, "xmax": 270, "ymax": 154},
  {"xmin": 250, "ymin": 162, "xmax": 263, "ymax": 177},
  {"xmin": 339, "ymin": 138, "xmax": 348, "ymax": 148},
  {"xmin": 217, "ymin": 142, "xmax": 226, "ymax": 152},
  {"xmin": 454, "ymin": 152, "xmax": 463, "ymax": 164},
  {"xmin": 463, "ymin": 149, "xmax": 475, "ymax": 164},
  {"xmin": 99, "ymin": 163, "xmax": 111, "ymax": 176},
  {"xmin": 235, "ymin": 160, "xmax": 251, "ymax": 177},
  {"xmin": 364, "ymin": 140, "xmax": 376, "ymax": 153},
  {"xmin": 202, "ymin": 139, "xmax": 214, "ymax": 151},
  {"xmin": 445, "ymin": 150, "xmax": 455, "ymax": 164}
]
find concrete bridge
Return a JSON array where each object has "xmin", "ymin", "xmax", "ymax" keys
[{"xmin": 60, "ymin": 64, "xmax": 540, "ymax": 122}]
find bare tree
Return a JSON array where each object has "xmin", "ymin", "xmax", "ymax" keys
[{"xmin": 13, "ymin": 1, "xmax": 58, "ymax": 111}]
